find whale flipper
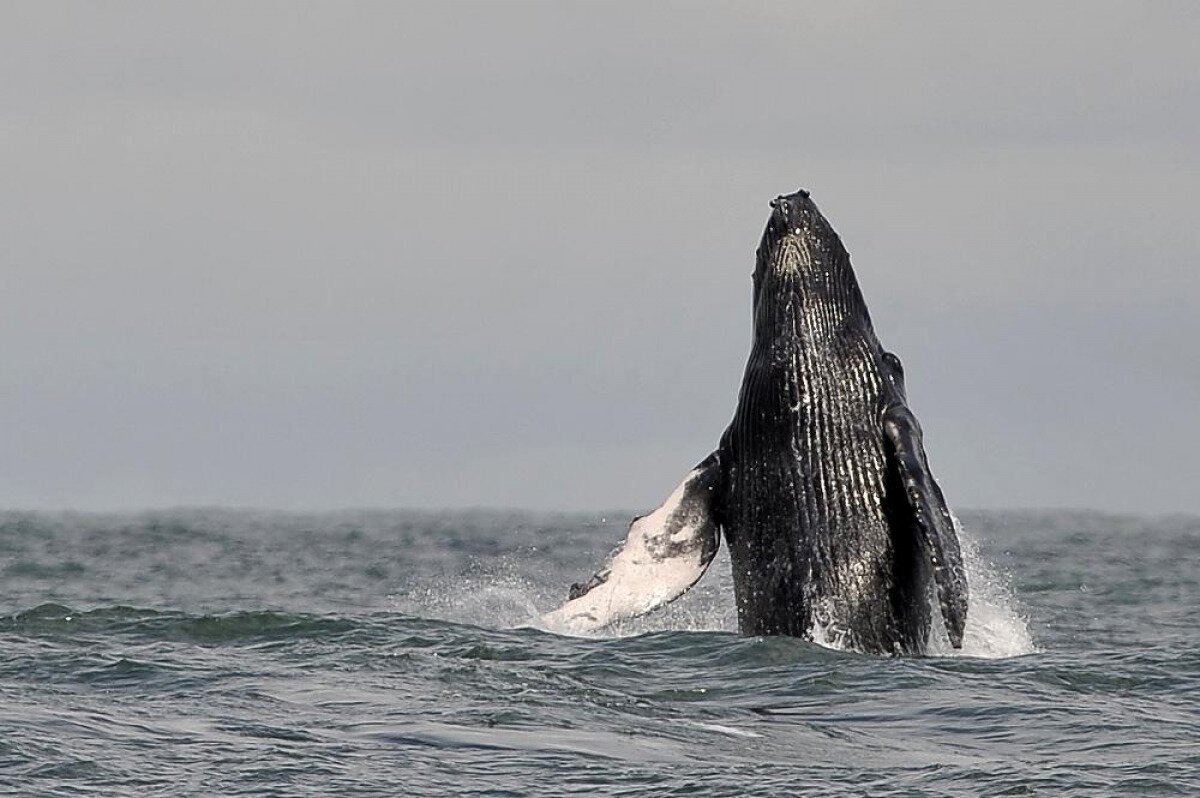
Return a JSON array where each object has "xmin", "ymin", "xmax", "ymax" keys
[
  {"xmin": 541, "ymin": 452, "xmax": 723, "ymax": 635},
  {"xmin": 880, "ymin": 353, "xmax": 968, "ymax": 648}
]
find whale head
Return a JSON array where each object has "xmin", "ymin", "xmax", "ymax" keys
[{"xmin": 752, "ymin": 189, "xmax": 872, "ymax": 344}]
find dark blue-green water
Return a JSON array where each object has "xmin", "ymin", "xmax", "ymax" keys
[{"xmin": 1, "ymin": 509, "xmax": 1197, "ymax": 795}]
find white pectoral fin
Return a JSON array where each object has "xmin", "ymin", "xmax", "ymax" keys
[{"xmin": 541, "ymin": 452, "xmax": 723, "ymax": 635}]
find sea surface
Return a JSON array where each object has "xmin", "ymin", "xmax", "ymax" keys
[{"xmin": 1, "ymin": 508, "xmax": 1196, "ymax": 796}]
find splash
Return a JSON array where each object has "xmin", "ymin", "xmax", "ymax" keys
[
  {"xmin": 924, "ymin": 516, "xmax": 1036, "ymax": 658},
  {"xmin": 396, "ymin": 520, "xmax": 1034, "ymax": 659},
  {"xmin": 591, "ymin": 520, "xmax": 1035, "ymax": 659},
  {"xmin": 387, "ymin": 559, "xmax": 548, "ymax": 631},
  {"xmin": 805, "ymin": 518, "xmax": 1036, "ymax": 659}
]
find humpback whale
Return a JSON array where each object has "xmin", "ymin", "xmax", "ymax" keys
[{"xmin": 543, "ymin": 189, "xmax": 968, "ymax": 655}]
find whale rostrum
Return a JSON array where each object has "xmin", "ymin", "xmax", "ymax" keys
[{"xmin": 542, "ymin": 190, "xmax": 968, "ymax": 655}]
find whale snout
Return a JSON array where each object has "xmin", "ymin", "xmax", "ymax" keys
[
  {"xmin": 769, "ymin": 189, "xmax": 810, "ymax": 210},
  {"xmin": 769, "ymin": 189, "xmax": 812, "ymax": 222},
  {"xmin": 768, "ymin": 189, "xmax": 821, "ymax": 240},
  {"xmin": 754, "ymin": 188, "xmax": 851, "ymax": 297}
]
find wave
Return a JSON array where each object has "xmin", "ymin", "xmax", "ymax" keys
[{"xmin": 2, "ymin": 603, "xmax": 365, "ymax": 644}]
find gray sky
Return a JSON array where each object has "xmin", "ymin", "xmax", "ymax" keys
[{"xmin": 3, "ymin": 3, "xmax": 1198, "ymax": 514}]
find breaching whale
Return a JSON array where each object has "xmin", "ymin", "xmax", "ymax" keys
[{"xmin": 543, "ymin": 189, "xmax": 968, "ymax": 654}]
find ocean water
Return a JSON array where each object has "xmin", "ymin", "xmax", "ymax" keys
[{"xmin": 1, "ymin": 508, "xmax": 1196, "ymax": 796}]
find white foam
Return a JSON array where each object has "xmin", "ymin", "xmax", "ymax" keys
[
  {"xmin": 389, "ymin": 573, "xmax": 546, "ymax": 630},
  {"xmin": 688, "ymin": 721, "xmax": 762, "ymax": 739},
  {"xmin": 800, "ymin": 517, "xmax": 1035, "ymax": 659},
  {"xmin": 924, "ymin": 515, "xmax": 1036, "ymax": 659},
  {"xmin": 807, "ymin": 615, "xmax": 853, "ymax": 653}
]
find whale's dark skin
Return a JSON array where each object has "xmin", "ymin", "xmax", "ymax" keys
[{"xmin": 543, "ymin": 190, "xmax": 968, "ymax": 655}]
